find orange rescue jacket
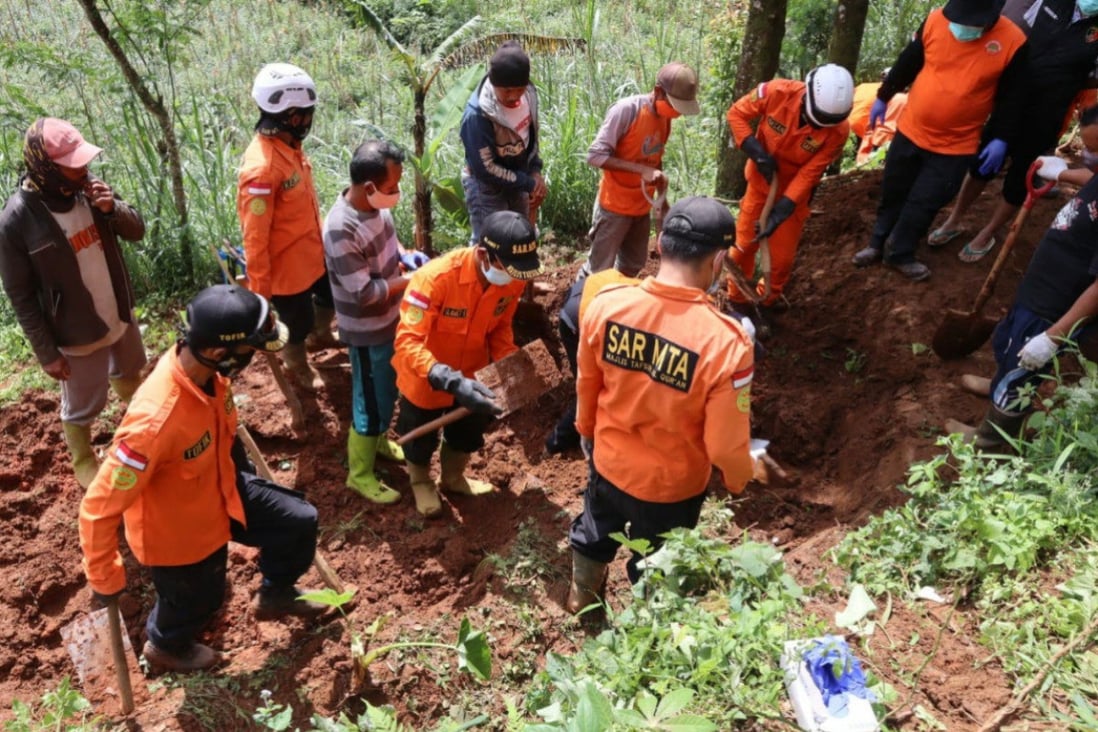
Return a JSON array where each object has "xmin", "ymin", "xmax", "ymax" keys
[
  {"xmin": 79, "ymin": 346, "xmax": 244, "ymax": 595},
  {"xmin": 393, "ymin": 248, "xmax": 526, "ymax": 410},
  {"xmin": 849, "ymin": 82, "xmax": 882, "ymax": 140},
  {"xmin": 726, "ymin": 79, "xmax": 849, "ymax": 208},
  {"xmin": 237, "ymin": 134, "xmax": 326, "ymax": 299},
  {"xmin": 899, "ymin": 9, "xmax": 1026, "ymax": 155},
  {"xmin": 591, "ymin": 94, "xmax": 672, "ymax": 217},
  {"xmin": 576, "ymin": 277, "xmax": 754, "ymax": 502}
]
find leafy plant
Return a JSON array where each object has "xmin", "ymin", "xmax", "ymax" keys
[
  {"xmin": 299, "ymin": 588, "xmax": 491, "ymax": 687},
  {"xmin": 525, "ymin": 507, "xmax": 819, "ymax": 729},
  {"xmin": 5, "ymin": 678, "xmax": 98, "ymax": 732}
]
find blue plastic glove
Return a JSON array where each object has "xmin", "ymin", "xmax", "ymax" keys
[
  {"xmin": 977, "ymin": 138, "xmax": 1008, "ymax": 176},
  {"xmin": 400, "ymin": 251, "xmax": 430, "ymax": 271},
  {"xmin": 868, "ymin": 99, "xmax": 887, "ymax": 130}
]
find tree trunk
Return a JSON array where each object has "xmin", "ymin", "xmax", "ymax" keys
[
  {"xmin": 827, "ymin": 0, "xmax": 870, "ymax": 78},
  {"xmin": 412, "ymin": 88, "xmax": 435, "ymax": 255},
  {"xmin": 715, "ymin": 0, "xmax": 788, "ymax": 200},
  {"xmin": 75, "ymin": 0, "xmax": 194, "ymax": 283}
]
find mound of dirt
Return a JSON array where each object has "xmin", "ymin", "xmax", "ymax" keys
[{"xmin": 0, "ymin": 168, "xmax": 1066, "ymax": 730}]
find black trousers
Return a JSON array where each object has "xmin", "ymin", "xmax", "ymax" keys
[
  {"xmin": 548, "ymin": 319, "xmax": 581, "ymax": 448},
  {"xmin": 144, "ymin": 472, "xmax": 317, "ymax": 652},
  {"xmin": 869, "ymin": 130, "xmax": 972, "ymax": 264},
  {"xmin": 569, "ymin": 464, "xmax": 705, "ymax": 584},
  {"xmin": 395, "ymin": 395, "xmax": 494, "ymax": 466},
  {"xmin": 271, "ymin": 272, "xmax": 336, "ymax": 344}
]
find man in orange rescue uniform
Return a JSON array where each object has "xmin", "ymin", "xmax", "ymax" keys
[
  {"xmin": 725, "ymin": 63, "xmax": 854, "ymax": 308},
  {"xmin": 579, "ymin": 62, "xmax": 699, "ymax": 278},
  {"xmin": 79, "ymin": 285, "xmax": 326, "ymax": 673},
  {"xmin": 567, "ymin": 197, "xmax": 755, "ymax": 612},
  {"xmin": 238, "ymin": 62, "xmax": 336, "ymax": 392},
  {"xmin": 393, "ymin": 211, "xmax": 542, "ymax": 518}
]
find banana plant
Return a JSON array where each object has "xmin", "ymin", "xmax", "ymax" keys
[{"xmin": 347, "ymin": 0, "xmax": 585, "ymax": 253}]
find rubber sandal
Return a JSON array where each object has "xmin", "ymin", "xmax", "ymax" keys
[
  {"xmin": 958, "ymin": 236, "xmax": 997, "ymax": 263},
  {"xmin": 928, "ymin": 227, "xmax": 964, "ymax": 248}
]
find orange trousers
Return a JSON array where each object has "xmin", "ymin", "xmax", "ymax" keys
[{"xmin": 726, "ymin": 181, "xmax": 808, "ymax": 305}]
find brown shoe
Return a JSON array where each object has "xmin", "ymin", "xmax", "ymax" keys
[
  {"xmin": 142, "ymin": 640, "xmax": 220, "ymax": 672},
  {"xmin": 254, "ymin": 586, "xmax": 328, "ymax": 621}
]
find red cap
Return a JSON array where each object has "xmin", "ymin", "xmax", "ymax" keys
[{"xmin": 41, "ymin": 118, "xmax": 102, "ymax": 168}]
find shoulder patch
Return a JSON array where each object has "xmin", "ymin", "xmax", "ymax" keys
[
  {"xmin": 110, "ymin": 466, "xmax": 138, "ymax": 491},
  {"xmin": 403, "ymin": 306, "xmax": 424, "ymax": 325},
  {"xmin": 405, "ymin": 290, "xmax": 430, "ymax": 310},
  {"xmin": 737, "ymin": 387, "xmax": 751, "ymax": 413},
  {"xmin": 249, "ymin": 198, "xmax": 267, "ymax": 216},
  {"xmin": 114, "ymin": 441, "xmax": 148, "ymax": 471}
]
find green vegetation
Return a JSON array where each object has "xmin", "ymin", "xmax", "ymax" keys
[{"xmin": 4, "ymin": 678, "xmax": 98, "ymax": 732}]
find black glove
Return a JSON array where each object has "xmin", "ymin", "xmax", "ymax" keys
[
  {"xmin": 427, "ymin": 363, "xmax": 502, "ymax": 416},
  {"xmin": 92, "ymin": 588, "xmax": 123, "ymax": 607},
  {"xmin": 741, "ymin": 135, "xmax": 777, "ymax": 181},
  {"xmin": 757, "ymin": 196, "xmax": 795, "ymax": 240}
]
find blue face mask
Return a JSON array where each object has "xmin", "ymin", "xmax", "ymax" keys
[
  {"xmin": 949, "ymin": 22, "xmax": 985, "ymax": 41},
  {"xmin": 1080, "ymin": 0, "xmax": 1098, "ymax": 17}
]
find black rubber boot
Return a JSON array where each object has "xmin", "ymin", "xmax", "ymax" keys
[{"xmin": 974, "ymin": 405, "xmax": 1027, "ymax": 451}]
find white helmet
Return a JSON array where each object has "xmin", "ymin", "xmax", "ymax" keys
[
  {"xmin": 251, "ymin": 63, "xmax": 317, "ymax": 114},
  {"xmin": 804, "ymin": 64, "xmax": 854, "ymax": 127}
]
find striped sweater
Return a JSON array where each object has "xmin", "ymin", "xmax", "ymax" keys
[{"xmin": 322, "ymin": 192, "xmax": 403, "ymax": 346}]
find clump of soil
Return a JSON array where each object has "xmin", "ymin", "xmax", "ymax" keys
[{"xmin": 0, "ymin": 168, "xmax": 1066, "ymax": 730}]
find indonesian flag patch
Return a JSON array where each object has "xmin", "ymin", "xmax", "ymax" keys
[
  {"xmin": 405, "ymin": 290, "xmax": 431, "ymax": 310},
  {"xmin": 114, "ymin": 441, "xmax": 149, "ymax": 471},
  {"xmin": 732, "ymin": 365, "xmax": 754, "ymax": 390},
  {"xmin": 246, "ymin": 184, "xmax": 272, "ymax": 196}
]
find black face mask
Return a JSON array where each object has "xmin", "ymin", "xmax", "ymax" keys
[
  {"xmin": 193, "ymin": 346, "xmax": 256, "ymax": 378},
  {"xmin": 256, "ymin": 108, "xmax": 314, "ymax": 141}
]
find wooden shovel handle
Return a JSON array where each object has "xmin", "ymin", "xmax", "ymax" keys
[
  {"xmin": 971, "ymin": 162, "xmax": 1052, "ymax": 314},
  {"xmin": 396, "ymin": 407, "xmax": 472, "ymax": 446},
  {"xmin": 235, "ymin": 424, "xmax": 346, "ymax": 595},
  {"xmin": 106, "ymin": 598, "xmax": 134, "ymax": 714},
  {"xmin": 757, "ymin": 175, "xmax": 780, "ymax": 301}
]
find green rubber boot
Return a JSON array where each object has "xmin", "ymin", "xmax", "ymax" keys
[
  {"xmin": 346, "ymin": 431, "xmax": 400, "ymax": 504},
  {"xmin": 62, "ymin": 422, "xmax": 99, "ymax": 489},
  {"xmin": 439, "ymin": 443, "xmax": 494, "ymax": 496},
  {"xmin": 109, "ymin": 374, "xmax": 143, "ymax": 403}
]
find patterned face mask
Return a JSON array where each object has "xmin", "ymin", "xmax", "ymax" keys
[{"xmin": 22, "ymin": 119, "xmax": 86, "ymax": 209}]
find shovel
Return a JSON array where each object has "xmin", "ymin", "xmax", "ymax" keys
[
  {"xmin": 236, "ymin": 423, "xmax": 348, "ymax": 595},
  {"xmin": 722, "ymin": 174, "xmax": 779, "ymax": 338},
  {"xmin": 932, "ymin": 161, "xmax": 1054, "ymax": 360},
  {"xmin": 397, "ymin": 339, "xmax": 563, "ymax": 445},
  {"xmin": 60, "ymin": 599, "xmax": 135, "ymax": 714}
]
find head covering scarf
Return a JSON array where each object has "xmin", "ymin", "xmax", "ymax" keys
[{"xmin": 22, "ymin": 119, "xmax": 86, "ymax": 211}]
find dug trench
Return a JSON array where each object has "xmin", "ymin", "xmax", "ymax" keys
[{"xmin": 0, "ymin": 167, "xmax": 1069, "ymax": 729}]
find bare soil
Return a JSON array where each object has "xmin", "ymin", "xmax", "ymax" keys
[{"xmin": 0, "ymin": 168, "xmax": 1070, "ymax": 730}]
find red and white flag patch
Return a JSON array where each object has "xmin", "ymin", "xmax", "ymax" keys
[
  {"xmin": 247, "ymin": 184, "xmax": 272, "ymax": 196},
  {"xmin": 405, "ymin": 290, "xmax": 431, "ymax": 310},
  {"xmin": 732, "ymin": 366, "xmax": 754, "ymax": 390},
  {"xmin": 114, "ymin": 441, "xmax": 149, "ymax": 471}
]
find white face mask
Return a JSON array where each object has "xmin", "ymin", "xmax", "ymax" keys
[
  {"xmin": 480, "ymin": 254, "xmax": 514, "ymax": 286},
  {"xmin": 366, "ymin": 184, "xmax": 400, "ymax": 210}
]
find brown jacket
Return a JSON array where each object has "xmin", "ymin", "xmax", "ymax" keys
[{"xmin": 0, "ymin": 181, "xmax": 143, "ymax": 365}]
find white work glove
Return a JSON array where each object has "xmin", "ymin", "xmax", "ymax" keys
[
  {"xmin": 1018, "ymin": 331, "xmax": 1058, "ymax": 371},
  {"xmin": 1036, "ymin": 155, "xmax": 1068, "ymax": 183}
]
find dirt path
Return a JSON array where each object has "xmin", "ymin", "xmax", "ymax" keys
[{"xmin": 0, "ymin": 169, "xmax": 1066, "ymax": 729}]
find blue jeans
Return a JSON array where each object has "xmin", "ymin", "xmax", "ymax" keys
[
  {"xmin": 350, "ymin": 342, "xmax": 398, "ymax": 436},
  {"xmin": 989, "ymin": 305, "xmax": 1053, "ymax": 416}
]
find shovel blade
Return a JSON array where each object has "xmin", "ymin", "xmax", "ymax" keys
[
  {"xmin": 475, "ymin": 339, "xmax": 563, "ymax": 417},
  {"xmin": 60, "ymin": 608, "xmax": 133, "ymax": 687},
  {"xmin": 932, "ymin": 310, "xmax": 998, "ymax": 360}
]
